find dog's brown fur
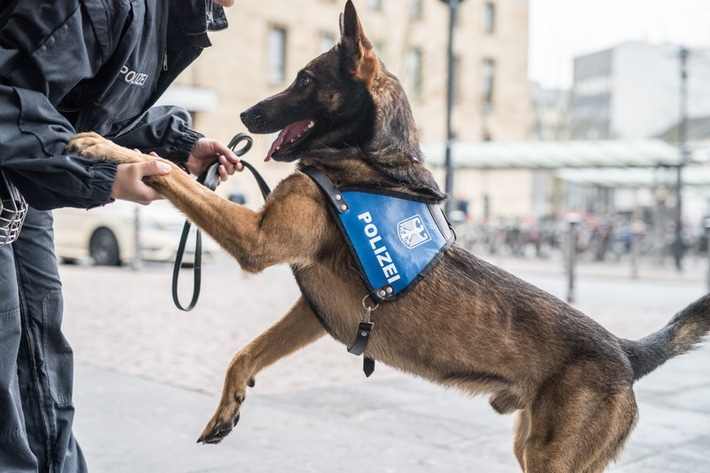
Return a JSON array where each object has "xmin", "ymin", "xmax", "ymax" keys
[{"xmin": 67, "ymin": 2, "xmax": 710, "ymax": 471}]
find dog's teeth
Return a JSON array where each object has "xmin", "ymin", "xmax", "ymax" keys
[
  {"xmin": 275, "ymin": 146, "xmax": 280, "ymax": 151},
  {"xmin": 290, "ymin": 139, "xmax": 295, "ymax": 143},
  {"xmin": 308, "ymin": 121, "xmax": 314, "ymax": 128}
]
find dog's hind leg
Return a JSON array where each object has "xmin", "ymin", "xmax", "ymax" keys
[
  {"xmin": 197, "ymin": 296, "xmax": 326, "ymax": 444},
  {"xmin": 519, "ymin": 361, "xmax": 638, "ymax": 473}
]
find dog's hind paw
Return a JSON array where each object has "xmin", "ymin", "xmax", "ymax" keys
[{"xmin": 67, "ymin": 132, "xmax": 147, "ymax": 165}]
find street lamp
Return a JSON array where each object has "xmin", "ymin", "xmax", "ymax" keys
[
  {"xmin": 439, "ymin": 0, "xmax": 466, "ymax": 217},
  {"xmin": 673, "ymin": 46, "xmax": 689, "ymax": 272}
]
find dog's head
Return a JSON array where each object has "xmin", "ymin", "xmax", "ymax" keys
[{"xmin": 241, "ymin": 0, "xmax": 420, "ymax": 164}]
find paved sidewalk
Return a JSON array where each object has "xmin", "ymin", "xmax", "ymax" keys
[
  {"xmin": 62, "ymin": 254, "xmax": 710, "ymax": 472},
  {"xmin": 74, "ymin": 346, "xmax": 710, "ymax": 473}
]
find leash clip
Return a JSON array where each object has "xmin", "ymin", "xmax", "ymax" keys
[
  {"xmin": 362, "ymin": 296, "xmax": 377, "ymax": 324},
  {"xmin": 348, "ymin": 296, "xmax": 378, "ymax": 377}
]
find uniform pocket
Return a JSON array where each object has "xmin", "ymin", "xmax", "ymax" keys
[
  {"xmin": 0, "ymin": 308, "xmax": 22, "ymax": 394},
  {"xmin": 15, "ymin": 88, "xmax": 76, "ymax": 157},
  {"xmin": 42, "ymin": 290, "xmax": 74, "ymax": 407}
]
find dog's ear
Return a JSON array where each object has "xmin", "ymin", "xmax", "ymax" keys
[{"xmin": 339, "ymin": 0, "xmax": 378, "ymax": 86}]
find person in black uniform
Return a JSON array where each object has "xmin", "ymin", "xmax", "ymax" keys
[{"xmin": 0, "ymin": 1, "xmax": 237, "ymax": 471}]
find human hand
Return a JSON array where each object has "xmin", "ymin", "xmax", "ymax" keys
[
  {"xmin": 186, "ymin": 137, "xmax": 244, "ymax": 181},
  {"xmin": 111, "ymin": 161, "xmax": 172, "ymax": 205}
]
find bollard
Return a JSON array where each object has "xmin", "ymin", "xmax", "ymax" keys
[
  {"xmin": 629, "ymin": 220, "xmax": 646, "ymax": 280},
  {"xmin": 566, "ymin": 214, "xmax": 581, "ymax": 304},
  {"xmin": 131, "ymin": 206, "xmax": 143, "ymax": 270}
]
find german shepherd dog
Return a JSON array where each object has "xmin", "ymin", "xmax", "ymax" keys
[{"xmin": 68, "ymin": 1, "xmax": 710, "ymax": 471}]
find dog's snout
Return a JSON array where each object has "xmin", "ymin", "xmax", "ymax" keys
[
  {"xmin": 240, "ymin": 103, "xmax": 278, "ymax": 134},
  {"xmin": 240, "ymin": 108, "xmax": 255, "ymax": 127}
]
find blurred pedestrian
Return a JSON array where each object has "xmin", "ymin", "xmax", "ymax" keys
[{"xmin": 0, "ymin": 1, "xmax": 238, "ymax": 471}]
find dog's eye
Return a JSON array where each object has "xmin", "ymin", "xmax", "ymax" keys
[{"xmin": 298, "ymin": 75, "xmax": 312, "ymax": 88}]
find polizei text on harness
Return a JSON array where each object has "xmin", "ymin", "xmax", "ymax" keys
[{"xmin": 357, "ymin": 212, "xmax": 402, "ymax": 284}]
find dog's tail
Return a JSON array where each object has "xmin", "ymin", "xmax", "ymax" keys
[{"xmin": 622, "ymin": 293, "xmax": 710, "ymax": 381}]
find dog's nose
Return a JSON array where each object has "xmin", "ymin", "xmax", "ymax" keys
[{"xmin": 240, "ymin": 104, "xmax": 272, "ymax": 133}]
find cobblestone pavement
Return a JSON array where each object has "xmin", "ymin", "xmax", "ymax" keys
[
  {"xmin": 60, "ymin": 251, "xmax": 710, "ymax": 472},
  {"xmin": 60, "ymin": 252, "xmax": 708, "ymax": 395},
  {"xmin": 61, "ymin": 255, "xmax": 393, "ymax": 396}
]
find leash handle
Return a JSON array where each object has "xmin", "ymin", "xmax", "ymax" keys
[
  {"xmin": 172, "ymin": 219, "xmax": 202, "ymax": 311},
  {"xmin": 228, "ymin": 133, "xmax": 271, "ymax": 200},
  {"xmin": 172, "ymin": 133, "xmax": 271, "ymax": 312}
]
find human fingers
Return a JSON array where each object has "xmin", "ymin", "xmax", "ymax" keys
[
  {"xmin": 140, "ymin": 160, "xmax": 173, "ymax": 178},
  {"xmin": 218, "ymin": 164, "xmax": 228, "ymax": 182},
  {"xmin": 211, "ymin": 141, "xmax": 242, "ymax": 168},
  {"xmin": 219, "ymin": 154, "xmax": 243, "ymax": 177},
  {"xmin": 134, "ymin": 161, "xmax": 171, "ymax": 203},
  {"xmin": 112, "ymin": 162, "xmax": 170, "ymax": 204}
]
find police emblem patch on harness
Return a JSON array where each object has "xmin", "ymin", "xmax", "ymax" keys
[{"xmin": 398, "ymin": 214, "xmax": 431, "ymax": 249}]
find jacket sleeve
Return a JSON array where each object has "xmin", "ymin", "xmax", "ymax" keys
[
  {"xmin": 0, "ymin": 2, "xmax": 117, "ymax": 211},
  {"xmin": 110, "ymin": 105, "xmax": 204, "ymax": 164},
  {"xmin": 0, "ymin": 84, "xmax": 118, "ymax": 211}
]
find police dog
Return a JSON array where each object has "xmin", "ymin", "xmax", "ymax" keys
[{"xmin": 68, "ymin": 1, "xmax": 710, "ymax": 471}]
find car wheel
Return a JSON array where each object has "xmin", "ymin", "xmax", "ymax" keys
[{"xmin": 89, "ymin": 227, "xmax": 121, "ymax": 266}]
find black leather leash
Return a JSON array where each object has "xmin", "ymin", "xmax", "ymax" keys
[{"xmin": 171, "ymin": 133, "xmax": 271, "ymax": 311}]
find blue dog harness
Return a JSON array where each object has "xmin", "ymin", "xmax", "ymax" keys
[
  {"xmin": 303, "ymin": 166, "xmax": 454, "ymax": 302},
  {"xmin": 303, "ymin": 166, "xmax": 455, "ymax": 375}
]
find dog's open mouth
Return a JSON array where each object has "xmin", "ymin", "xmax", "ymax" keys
[{"xmin": 266, "ymin": 119, "xmax": 315, "ymax": 161}]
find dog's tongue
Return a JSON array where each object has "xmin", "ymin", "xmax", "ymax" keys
[{"xmin": 266, "ymin": 119, "xmax": 314, "ymax": 161}]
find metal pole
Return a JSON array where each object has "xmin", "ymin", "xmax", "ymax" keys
[
  {"xmin": 132, "ymin": 206, "xmax": 142, "ymax": 270},
  {"xmin": 567, "ymin": 218, "xmax": 579, "ymax": 304},
  {"xmin": 674, "ymin": 47, "xmax": 689, "ymax": 272},
  {"xmin": 630, "ymin": 229, "xmax": 639, "ymax": 279},
  {"xmin": 442, "ymin": 0, "xmax": 460, "ymax": 217}
]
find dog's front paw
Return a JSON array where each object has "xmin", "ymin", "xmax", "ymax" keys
[
  {"xmin": 197, "ymin": 393, "xmax": 246, "ymax": 445},
  {"xmin": 67, "ymin": 132, "xmax": 145, "ymax": 165}
]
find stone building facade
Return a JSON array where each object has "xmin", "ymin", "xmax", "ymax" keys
[{"xmin": 161, "ymin": 0, "xmax": 532, "ymax": 219}]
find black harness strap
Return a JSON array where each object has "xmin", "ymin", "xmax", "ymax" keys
[{"xmin": 171, "ymin": 133, "xmax": 271, "ymax": 311}]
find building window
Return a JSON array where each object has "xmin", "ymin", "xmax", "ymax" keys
[
  {"xmin": 367, "ymin": 0, "xmax": 382, "ymax": 11},
  {"xmin": 407, "ymin": 48, "xmax": 423, "ymax": 99},
  {"xmin": 482, "ymin": 58, "xmax": 495, "ymax": 108},
  {"xmin": 410, "ymin": 0, "xmax": 422, "ymax": 19},
  {"xmin": 319, "ymin": 32, "xmax": 336, "ymax": 54},
  {"xmin": 484, "ymin": 2, "xmax": 496, "ymax": 34},
  {"xmin": 268, "ymin": 26, "xmax": 287, "ymax": 84}
]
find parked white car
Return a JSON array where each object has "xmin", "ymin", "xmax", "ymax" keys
[{"xmin": 53, "ymin": 200, "xmax": 220, "ymax": 266}]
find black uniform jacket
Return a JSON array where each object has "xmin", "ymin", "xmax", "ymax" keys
[{"xmin": 0, "ymin": 0, "xmax": 227, "ymax": 209}]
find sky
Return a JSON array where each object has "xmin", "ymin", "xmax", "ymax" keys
[{"xmin": 528, "ymin": 0, "xmax": 710, "ymax": 89}]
